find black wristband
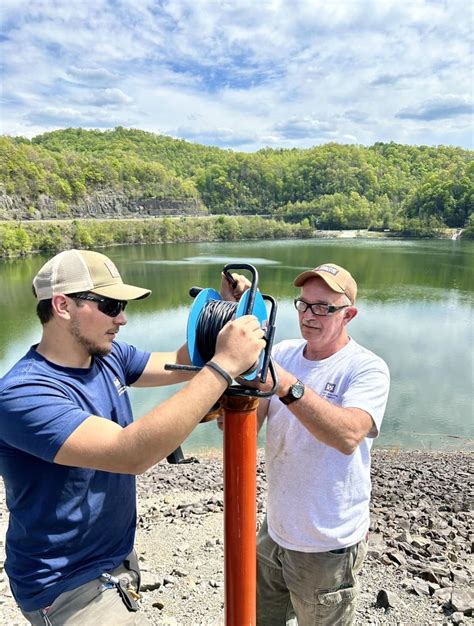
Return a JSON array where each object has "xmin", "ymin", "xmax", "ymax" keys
[{"xmin": 205, "ymin": 360, "xmax": 233, "ymax": 387}]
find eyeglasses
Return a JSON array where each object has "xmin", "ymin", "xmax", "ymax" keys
[
  {"xmin": 294, "ymin": 298, "xmax": 349, "ymax": 317},
  {"xmin": 69, "ymin": 293, "xmax": 127, "ymax": 318}
]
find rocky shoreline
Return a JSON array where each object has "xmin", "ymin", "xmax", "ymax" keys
[{"xmin": 1, "ymin": 449, "xmax": 472, "ymax": 625}]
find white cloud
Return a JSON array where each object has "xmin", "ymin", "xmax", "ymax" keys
[
  {"xmin": 24, "ymin": 105, "xmax": 133, "ymax": 128},
  {"xmin": 82, "ymin": 89, "xmax": 134, "ymax": 107},
  {"xmin": 172, "ymin": 125, "xmax": 257, "ymax": 148},
  {"xmin": 67, "ymin": 66, "xmax": 120, "ymax": 85},
  {"xmin": 396, "ymin": 95, "xmax": 473, "ymax": 121},
  {"xmin": 273, "ymin": 116, "xmax": 334, "ymax": 140},
  {"xmin": 0, "ymin": 0, "xmax": 472, "ymax": 149}
]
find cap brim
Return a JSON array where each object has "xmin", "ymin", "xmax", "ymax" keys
[
  {"xmin": 91, "ymin": 284, "xmax": 151, "ymax": 301},
  {"xmin": 293, "ymin": 271, "xmax": 345, "ymax": 293}
]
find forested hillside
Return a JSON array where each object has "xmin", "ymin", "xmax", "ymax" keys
[{"xmin": 0, "ymin": 127, "xmax": 472, "ymax": 235}]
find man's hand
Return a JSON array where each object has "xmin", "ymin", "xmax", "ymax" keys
[
  {"xmin": 220, "ymin": 272, "xmax": 251, "ymax": 302},
  {"xmin": 212, "ymin": 315, "xmax": 266, "ymax": 379}
]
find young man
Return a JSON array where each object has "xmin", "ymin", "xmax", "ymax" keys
[
  {"xmin": 0, "ymin": 249, "xmax": 265, "ymax": 625},
  {"xmin": 256, "ymin": 263, "xmax": 390, "ymax": 626}
]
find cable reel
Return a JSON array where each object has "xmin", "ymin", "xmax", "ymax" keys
[{"xmin": 165, "ymin": 263, "xmax": 278, "ymax": 398}]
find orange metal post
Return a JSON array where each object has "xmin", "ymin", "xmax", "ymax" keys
[{"xmin": 223, "ymin": 396, "xmax": 259, "ymax": 626}]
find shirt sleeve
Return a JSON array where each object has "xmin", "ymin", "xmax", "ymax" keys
[
  {"xmin": 342, "ymin": 358, "xmax": 390, "ymax": 437},
  {"xmin": 0, "ymin": 380, "xmax": 91, "ymax": 463},
  {"xmin": 111, "ymin": 341, "xmax": 151, "ymax": 386}
]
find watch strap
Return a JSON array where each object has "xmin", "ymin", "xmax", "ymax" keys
[{"xmin": 279, "ymin": 379, "xmax": 305, "ymax": 405}]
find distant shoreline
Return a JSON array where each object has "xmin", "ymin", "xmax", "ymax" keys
[
  {"xmin": 0, "ymin": 220, "xmax": 461, "ymax": 238},
  {"xmin": 0, "ymin": 218, "xmax": 466, "ymax": 260}
]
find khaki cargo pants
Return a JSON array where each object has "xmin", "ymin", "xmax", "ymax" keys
[
  {"xmin": 257, "ymin": 517, "xmax": 368, "ymax": 626},
  {"xmin": 21, "ymin": 551, "xmax": 151, "ymax": 626}
]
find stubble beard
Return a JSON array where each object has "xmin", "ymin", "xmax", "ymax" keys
[{"xmin": 69, "ymin": 319, "xmax": 112, "ymax": 358}]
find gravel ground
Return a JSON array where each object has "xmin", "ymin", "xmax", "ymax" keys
[{"xmin": 1, "ymin": 449, "xmax": 472, "ymax": 625}]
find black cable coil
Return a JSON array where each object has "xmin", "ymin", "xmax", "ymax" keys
[{"xmin": 196, "ymin": 299, "xmax": 238, "ymax": 363}]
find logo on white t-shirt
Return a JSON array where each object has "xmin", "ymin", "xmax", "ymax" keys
[{"xmin": 322, "ymin": 381, "xmax": 338, "ymax": 399}]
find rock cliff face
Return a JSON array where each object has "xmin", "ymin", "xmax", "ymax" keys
[{"xmin": 0, "ymin": 190, "xmax": 207, "ymax": 220}]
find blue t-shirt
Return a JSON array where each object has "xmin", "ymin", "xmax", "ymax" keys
[{"xmin": 0, "ymin": 341, "xmax": 150, "ymax": 611}]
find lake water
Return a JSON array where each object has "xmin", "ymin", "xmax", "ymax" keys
[{"xmin": 1, "ymin": 238, "xmax": 473, "ymax": 454}]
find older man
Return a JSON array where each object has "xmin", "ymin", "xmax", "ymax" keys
[{"xmin": 256, "ymin": 263, "xmax": 390, "ymax": 626}]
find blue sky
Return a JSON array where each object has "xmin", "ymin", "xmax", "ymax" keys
[{"xmin": 1, "ymin": 0, "xmax": 472, "ymax": 151}]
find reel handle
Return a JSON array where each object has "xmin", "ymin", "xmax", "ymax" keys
[
  {"xmin": 223, "ymin": 263, "xmax": 258, "ymax": 314},
  {"xmin": 189, "ymin": 286, "xmax": 203, "ymax": 298}
]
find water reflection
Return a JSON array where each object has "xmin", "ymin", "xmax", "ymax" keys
[{"xmin": 1, "ymin": 238, "xmax": 473, "ymax": 452}]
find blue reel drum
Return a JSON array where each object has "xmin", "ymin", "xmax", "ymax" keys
[{"xmin": 187, "ymin": 287, "xmax": 268, "ymax": 381}]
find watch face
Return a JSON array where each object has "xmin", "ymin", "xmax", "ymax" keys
[
  {"xmin": 291, "ymin": 381, "xmax": 304, "ymax": 399},
  {"xmin": 280, "ymin": 380, "xmax": 305, "ymax": 404}
]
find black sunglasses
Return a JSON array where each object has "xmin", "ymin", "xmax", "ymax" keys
[
  {"xmin": 69, "ymin": 293, "xmax": 127, "ymax": 318},
  {"xmin": 294, "ymin": 298, "xmax": 349, "ymax": 317}
]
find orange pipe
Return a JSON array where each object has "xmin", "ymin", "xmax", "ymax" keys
[{"xmin": 223, "ymin": 396, "xmax": 259, "ymax": 626}]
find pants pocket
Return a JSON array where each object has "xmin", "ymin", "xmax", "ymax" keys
[
  {"xmin": 291, "ymin": 586, "xmax": 359, "ymax": 626},
  {"xmin": 317, "ymin": 586, "xmax": 358, "ymax": 606}
]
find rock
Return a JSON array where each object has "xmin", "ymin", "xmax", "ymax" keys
[
  {"xmin": 0, "ymin": 191, "xmax": 206, "ymax": 221},
  {"xmin": 375, "ymin": 589, "xmax": 403, "ymax": 609},
  {"xmin": 411, "ymin": 579, "xmax": 431, "ymax": 596},
  {"xmin": 428, "ymin": 582, "xmax": 441, "ymax": 595},
  {"xmin": 451, "ymin": 587, "xmax": 474, "ymax": 614},
  {"xmin": 419, "ymin": 568, "xmax": 446, "ymax": 584},
  {"xmin": 396, "ymin": 530, "xmax": 413, "ymax": 543},
  {"xmin": 412, "ymin": 535, "xmax": 431, "ymax": 549},
  {"xmin": 209, "ymin": 579, "xmax": 223, "ymax": 588},
  {"xmin": 140, "ymin": 572, "xmax": 162, "ymax": 592},
  {"xmin": 386, "ymin": 550, "xmax": 406, "ymax": 566},
  {"xmin": 451, "ymin": 569, "xmax": 470, "ymax": 586},
  {"xmin": 433, "ymin": 587, "xmax": 452, "ymax": 604},
  {"xmin": 428, "ymin": 542, "xmax": 444, "ymax": 556},
  {"xmin": 152, "ymin": 600, "xmax": 165, "ymax": 610},
  {"xmin": 172, "ymin": 568, "xmax": 189, "ymax": 578},
  {"xmin": 367, "ymin": 544, "xmax": 384, "ymax": 558}
]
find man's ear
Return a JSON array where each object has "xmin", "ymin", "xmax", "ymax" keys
[
  {"xmin": 51, "ymin": 294, "xmax": 72, "ymax": 319},
  {"xmin": 342, "ymin": 306, "xmax": 358, "ymax": 325}
]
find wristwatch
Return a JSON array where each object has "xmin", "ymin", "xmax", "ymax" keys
[{"xmin": 279, "ymin": 379, "xmax": 305, "ymax": 405}]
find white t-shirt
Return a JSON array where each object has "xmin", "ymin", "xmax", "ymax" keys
[{"xmin": 265, "ymin": 338, "xmax": 390, "ymax": 552}]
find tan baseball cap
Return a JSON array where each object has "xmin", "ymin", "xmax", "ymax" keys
[
  {"xmin": 32, "ymin": 249, "xmax": 151, "ymax": 301},
  {"xmin": 293, "ymin": 263, "xmax": 357, "ymax": 304}
]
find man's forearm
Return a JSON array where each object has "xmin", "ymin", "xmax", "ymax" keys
[
  {"xmin": 285, "ymin": 389, "xmax": 372, "ymax": 455},
  {"xmin": 119, "ymin": 365, "xmax": 230, "ymax": 472},
  {"xmin": 54, "ymin": 365, "xmax": 229, "ymax": 474}
]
